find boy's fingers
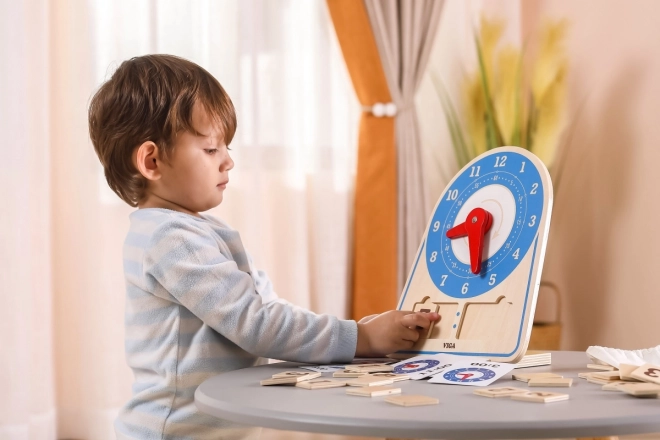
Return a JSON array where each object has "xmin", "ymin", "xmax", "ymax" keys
[
  {"xmin": 401, "ymin": 326, "xmax": 420, "ymax": 343},
  {"xmin": 401, "ymin": 313, "xmax": 432, "ymax": 329}
]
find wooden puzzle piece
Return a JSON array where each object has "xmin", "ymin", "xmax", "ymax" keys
[
  {"xmin": 272, "ymin": 371, "xmax": 321, "ymax": 379},
  {"xmin": 578, "ymin": 372, "xmax": 594, "ymax": 379},
  {"xmin": 587, "ymin": 375, "xmax": 621, "ymax": 385},
  {"xmin": 512, "ymin": 372, "xmax": 562, "ymax": 383},
  {"xmin": 473, "ymin": 387, "xmax": 528, "ymax": 398},
  {"xmin": 527, "ymin": 377, "xmax": 573, "ymax": 387},
  {"xmin": 345, "ymin": 364, "xmax": 394, "ymax": 373},
  {"xmin": 587, "ymin": 363, "xmax": 617, "ymax": 371},
  {"xmin": 411, "ymin": 296, "xmax": 459, "ymax": 340},
  {"xmin": 333, "ymin": 370, "xmax": 369, "ymax": 378},
  {"xmin": 511, "ymin": 391, "xmax": 569, "ymax": 403},
  {"xmin": 261, "ymin": 371, "xmax": 321, "ymax": 385},
  {"xmin": 591, "ymin": 371, "xmax": 622, "ymax": 381},
  {"xmin": 602, "ymin": 381, "xmax": 629, "ymax": 391},
  {"xmin": 346, "ymin": 376, "xmax": 395, "ymax": 387},
  {"xmin": 618, "ymin": 382, "xmax": 660, "ymax": 397},
  {"xmin": 412, "ymin": 296, "xmax": 440, "ymax": 339},
  {"xmin": 346, "ymin": 386, "xmax": 402, "ymax": 397},
  {"xmin": 631, "ymin": 363, "xmax": 660, "ymax": 385},
  {"xmin": 618, "ymin": 363, "xmax": 642, "ymax": 381},
  {"xmin": 295, "ymin": 379, "xmax": 348, "ymax": 390},
  {"xmin": 370, "ymin": 372, "xmax": 410, "ymax": 382},
  {"xmin": 385, "ymin": 394, "xmax": 439, "ymax": 406}
]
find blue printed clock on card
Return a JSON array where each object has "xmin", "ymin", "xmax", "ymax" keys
[{"xmin": 396, "ymin": 147, "xmax": 553, "ymax": 363}]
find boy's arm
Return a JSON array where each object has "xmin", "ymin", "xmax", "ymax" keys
[{"xmin": 143, "ymin": 219, "xmax": 356, "ymax": 364}]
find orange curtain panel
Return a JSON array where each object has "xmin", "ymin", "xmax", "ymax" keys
[{"xmin": 326, "ymin": 0, "xmax": 397, "ymax": 319}]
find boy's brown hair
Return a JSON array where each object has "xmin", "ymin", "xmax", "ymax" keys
[{"xmin": 88, "ymin": 54, "xmax": 237, "ymax": 206}]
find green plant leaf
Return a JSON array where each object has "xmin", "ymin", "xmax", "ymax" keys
[{"xmin": 431, "ymin": 72, "xmax": 471, "ymax": 168}]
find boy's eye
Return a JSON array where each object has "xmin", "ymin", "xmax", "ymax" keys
[{"xmin": 204, "ymin": 149, "xmax": 219, "ymax": 154}]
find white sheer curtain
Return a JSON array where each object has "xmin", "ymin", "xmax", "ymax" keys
[{"xmin": 1, "ymin": 0, "xmax": 359, "ymax": 438}]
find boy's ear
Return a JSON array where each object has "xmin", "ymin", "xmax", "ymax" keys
[{"xmin": 134, "ymin": 141, "xmax": 162, "ymax": 181}]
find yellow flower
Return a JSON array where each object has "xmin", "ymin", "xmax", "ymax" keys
[
  {"xmin": 494, "ymin": 45, "xmax": 521, "ymax": 145},
  {"xmin": 531, "ymin": 20, "xmax": 569, "ymax": 168},
  {"xmin": 462, "ymin": 71, "xmax": 486, "ymax": 156}
]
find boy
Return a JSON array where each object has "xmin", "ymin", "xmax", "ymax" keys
[{"xmin": 88, "ymin": 54, "xmax": 439, "ymax": 440}]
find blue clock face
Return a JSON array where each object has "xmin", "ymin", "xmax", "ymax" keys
[
  {"xmin": 426, "ymin": 150, "xmax": 544, "ymax": 299},
  {"xmin": 393, "ymin": 359, "xmax": 440, "ymax": 374},
  {"xmin": 443, "ymin": 367, "xmax": 496, "ymax": 382}
]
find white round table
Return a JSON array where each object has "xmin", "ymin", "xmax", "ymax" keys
[{"xmin": 195, "ymin": 351, "xmax": 660, "ymax": 439}]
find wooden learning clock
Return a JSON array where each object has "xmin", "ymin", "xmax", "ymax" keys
[{"xmin": 397, "ymin": 147, "xmax": 553, "ymax": 363}]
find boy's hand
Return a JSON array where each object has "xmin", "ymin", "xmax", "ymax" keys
[{"xmin": 355, "ymin": 310, "xmax": 441, "ymax": 357}]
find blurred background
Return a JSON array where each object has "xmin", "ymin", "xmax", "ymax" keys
[{"xmin": 2, "ymin": 0, "xmax": 659, "ymax": 439}]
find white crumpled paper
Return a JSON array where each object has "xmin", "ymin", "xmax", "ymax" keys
[{"xmin": 586, "ymin": 345, "xmax": 660, "ymax": 368}]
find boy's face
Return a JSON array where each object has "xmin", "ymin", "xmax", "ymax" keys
[{"xmin": 154, "ymin": 102, "xmax": 234, "ymax": 214}]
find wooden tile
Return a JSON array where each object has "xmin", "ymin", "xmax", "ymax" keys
[
  {"xmin": 587, "ymin": 363, "xmax": 617, "ymax": 371},
  {"xmin": 346, "ymin": 386, "xmax": 401, "ymax": 397},
  {"xmin": 578, "ymin": 372, "xmax": 595, "ymax": 379},
  {"xmin": 511, "ymin": 391, "xmax": 569, "ymax": 403},
  {"xmin": 631, "ymin": 364, "xmax": 660, "ymax": 385},
  {"xmin": 295, "ymin": 379, "xmax": 347, "ymax": 390},
  {"xmin": 602, "ymin": 381, "xmax": 628, "ymax": 391},
  {"xmin": 512, "ymin": 372, "xmax": 563, "ymax": 383},
  {"xmin": 385, "ymin": 395, "xmax": 439, "ymax": 407},
  {"xmin": 272, "ymin": 371, "xmax": 321, "ymax": 380},
  {"xmin": 370, "ymin": 372, "xmax": 410, "ymax": 382},
  {"xmin": 528, "ymin": 378, "xmax": 573, "ymax": 387},
  {"xmin": 346, "ymin": 376, "xmax": 394, "ymax": 387},
  {"xmin": 619, "ymin": 363, "xmax": 642, "ymax": 381},
  {"xmin": 333, "ymin": 370, "xmax": 369, "ymax": 378},
  {"xmin": 586, "ymin": 376, "xmax": 619, "ymax": 385},
  {"xmin": 345, "ymin": 364, "xmax": 394, "ymax": 373},
  {"xmin": 473, "ymin": 387, "xmax": 529, "ymax": 398},
  {"xmin": 261, "ymin": 371, "xmax": 320, "ymax": 385},
  {"xmin": 618, "ymin": 382, "xmax": 660, "ymax": 396},
  {"xmin": 592, "ymin": 371, "xmax": 622, "ymax": 381}
]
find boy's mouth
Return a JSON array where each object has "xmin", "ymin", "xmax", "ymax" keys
[{"xmin": 217, "ymin": 180, "xmax": 228, "ymax": 188}]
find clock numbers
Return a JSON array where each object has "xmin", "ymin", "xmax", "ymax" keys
[
  {"xmin": 426, "ymin": 149, "xmax": 545, "ymax": 298},
  {"xmin": 494, "ymin": 155, "xmax": 508, "ymax": 167}
]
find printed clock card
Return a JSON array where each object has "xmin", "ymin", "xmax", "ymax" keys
[
  {"xmin": 427, "ymin": 360, "xmax": 515, "ymax": 387},
  {"xmin": 391, "ymin": 354, "xmax": 487, "ymax": 380},
  {"xmin": 397, "ymin": 147, "xmax": 553, "ymax": 363}
]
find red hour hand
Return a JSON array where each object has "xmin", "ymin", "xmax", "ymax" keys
[{"xmin": 446, "ymin": 207, "xmax": 493, "ymax": 274}]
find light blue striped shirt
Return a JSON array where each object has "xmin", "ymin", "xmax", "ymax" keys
[{"xmin": 115, "ymin": 208, "xmax": 358, "ymax": 439}]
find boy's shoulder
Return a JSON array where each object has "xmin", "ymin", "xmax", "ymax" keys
[{"xmin": 127, "ymin": 208, "xmax": 237, "ymax": 248}]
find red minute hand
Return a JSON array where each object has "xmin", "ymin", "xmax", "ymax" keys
[{"xmin": 446, "ymin": 207, "xmax": 493, "ymax": 274}]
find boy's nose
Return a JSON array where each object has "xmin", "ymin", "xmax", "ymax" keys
[{"xmin": 222, "ymin": 154, "xmax": 234, "ymax": 171}]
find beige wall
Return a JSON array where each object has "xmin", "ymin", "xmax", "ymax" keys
[{"xmin": 418, "ymin": 0, "xmax": 660, "ymax": 352}]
